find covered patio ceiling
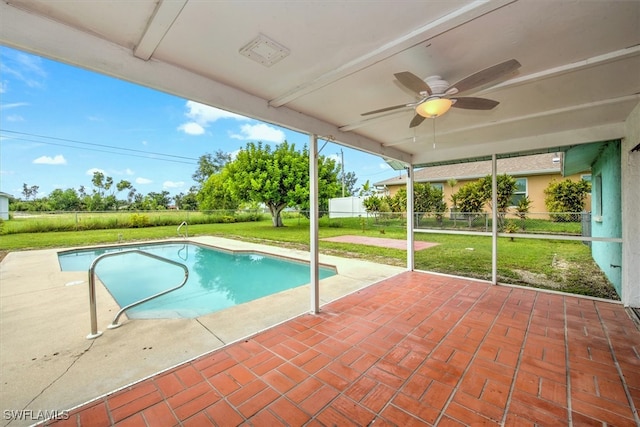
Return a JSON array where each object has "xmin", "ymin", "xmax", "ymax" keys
[{"xmin": 1, "ymin": 0, "xmax": 638, "ymax": 168}]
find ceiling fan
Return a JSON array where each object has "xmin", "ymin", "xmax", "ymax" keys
[{"xmin": 362, "ymin": 59, "xmax": 521, "ymax": 128}]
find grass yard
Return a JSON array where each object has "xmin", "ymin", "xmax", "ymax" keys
[{"xmin": 0, "ymin": 213, "xmax": 617, "ymax": 300}]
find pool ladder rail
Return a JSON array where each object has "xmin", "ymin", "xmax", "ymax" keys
[
  {"xmin": 177, "ymin": 221, "xmax": 188, "ymax": 238},
  {"xmin": 86, "ymin": 250, "xmax": 189, "ymax": 340}
]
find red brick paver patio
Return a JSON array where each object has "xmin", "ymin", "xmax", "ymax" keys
[{"xmin": 45, "ymin": 272, "xmax": 640, "ymax": 426}]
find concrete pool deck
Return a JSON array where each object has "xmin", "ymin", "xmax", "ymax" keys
[{"xmin": 0, "ymin": 236, "xmax": 405, "ymax": 426}]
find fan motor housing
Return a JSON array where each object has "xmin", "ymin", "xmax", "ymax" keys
[{"xmin": 424, "ymin": 76, "xmax": 449, "ymax": 95}]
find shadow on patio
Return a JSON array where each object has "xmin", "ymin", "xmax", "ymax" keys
[{"xmin": 44, "ymin": 271, "xmax": 640, "ymax": 426}]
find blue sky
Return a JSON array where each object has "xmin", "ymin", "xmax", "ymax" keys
[{"xmin": 0, "ymin": 46, "xmax": 400, "ymax": 200}]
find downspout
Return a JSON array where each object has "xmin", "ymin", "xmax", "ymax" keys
[
  {"xmin": 492, "ymin": 154, "xmax": 498, "ymax": 284},
  {"xmin": 406, "ymin": 165, "xmax": 415, "ymax": 271},
  {"xmin": 309, "ymin": 134, "xmax": 320, "ymax": 313}
]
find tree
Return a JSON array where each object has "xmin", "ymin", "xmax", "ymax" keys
[
  {"xmin": 22, "ymin": 183, "xmax": 39, "ymax": 201},
  {"xmin": 515, "ymin": 195, "xmax": 532, "ymax": 230},
  {"xmin": 387, "ymin": 188, "xmax": 406, "ymax": 213},
  {"xmin": 453, "ymin": 174, "xmax": 517, "ymax": 228},
  {"xmin": 175, "ymin": 187, "xmax": 199, "ymax": 210},
  {"xmin": 362, "ymin": 194, "xmax": 388, "ymax": 221},
  {"xmin": 91, "ymin": 171, "xmax": 112, "ymax": 196},
  {"xmin": 48, "ymin": 188, "xmax": 81, "ymax": 211},
  {"xmin": 479, "ymin": 174, "xmax": 517, "ymax": 228},
  {"xmin": 414, "ymin": 183, "xmax": 446, "ymax": 222},
  {"xmin": 298, "ymin": 155, "xmax": 341, "ymax": 216},
  {"xmin": 142, "ymin": 191, "xmax": 172, "ymax": 210},
  {"xmin": 544, "ymin": 178, "xmax": 591, "ymax": 222},
  {"xmin": 454, "ymin": 180, "xmax": 487, "ymax": 227},
  {"xmin": 88, "ymin": 171, "xmax": 136, "ymax": 210},
  {"xmin": 225, "ymin": 141, "xmax": 340, "ymax": 227},
  {"xmin": 342, "ymin": 171, "xmax": 358, "ymax": 196},
  {"xmin": 192, "ymin": 150, "xmax": 232, "ymax": 185},
  {"xmin": 198, "ymin": 169, "xmax": 239, "ymax": 211},
  {"xmin": 359, "ymin": 180, "xmax": 376, "ymax": 198},
  {"xmin": 448, "ymin": 178, "xmax": 460, "ymax": 226}
]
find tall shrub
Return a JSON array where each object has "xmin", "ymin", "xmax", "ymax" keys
[
  {"xmin": 414, "ymin": 183, "xmax": 446, "ymax": 223},
  {"xmin": 544, "ymin": 179, "xmax": 591, "ymax": 222},
  {"xmin": 454, "ymin": 180, "xmax": 487, "ymax": 227}
]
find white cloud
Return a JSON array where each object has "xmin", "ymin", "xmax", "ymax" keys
[
  {"xmin": 0, "ymin": 81, "xmax": 5, "ymax": 93},
  {"xmin": 136, "ymin": 177, "xmax": 152, "ymax": 185},
  {"xmin": 178, "ymin": 101, "xmax": 249, "ymax": 136},
  {"xmin": 86, "ymin": 167, "xmax": 105, "ymax": 176},
  {"xmin": 33, "ymin": 154, "xmax": 66, "ymax": 165},
  {"xmin": 0, "ymin": 51, "xmax": 47, "ymax": 89},
  {"xmin": 185, "ymin": 101, "xmax": 246, "ymax": 123},
  {"xmin": 163, "ymin": 180, "xmax": 185, "ymax": 189},
  {"xmin": 229, "ymin": 123, "xmax": 285, "ymax": 143},
  {"xmin": 112, "ymin": 168, "xmax": 134, "ymax": 176},
  {"xmin": 0, "ymin": 102, "xmax": 29, "ymax": 110},
  {"xmin": 6, "ymin": 114, "xmax": 24, "ymax": 122},
  {"xmin": 178, "ymin": 122, "xmax": 205, "ymax": 135},
  {"xmin": 229, "ymin": 149, "xmax": 241, "ymax": 160},
  {"xmin": 327, "ymin": 153, "xmax": 342, "ymax": 164}
]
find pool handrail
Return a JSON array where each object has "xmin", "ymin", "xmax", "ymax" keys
[
  {"xmin": 86, "ymin": 249, "xmax": 189, "ymax": 339},
  {"xmin": 177, "ymin": 221, "xmax": 188, "ymax": 238}
]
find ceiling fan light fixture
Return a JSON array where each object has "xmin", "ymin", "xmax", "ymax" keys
[{"xmin": 416, "ymin": 98, "xmax": 452, "ymax": 118}]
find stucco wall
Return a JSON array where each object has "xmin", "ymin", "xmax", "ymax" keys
[
  {"xmin": 622, "ymin": 102, "xmax": 640, "ymax": 307},
  {"xmin": 591, "ymin": 142, "xmax": 622, "ymax": 295}
]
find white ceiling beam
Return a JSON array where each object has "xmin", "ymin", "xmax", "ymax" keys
[
  {"xmin": 477, "ymin": 45, "xmax": 640, "ymax": 95},
  {"xmin": 134, "ymin": 0, "xmax": 188, "ymax": 60},
  {"xmin": 0, "ymin": 2, "xmax": 412, "ymax": 164},
  {"xmin": 269, "ymin": 0, "xmax": 516, "ymax": 108}
]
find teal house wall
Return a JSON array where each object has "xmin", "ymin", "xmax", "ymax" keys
[{"xmin": 590, "ymin": 141, "xmax": 622, "ymax": 294}]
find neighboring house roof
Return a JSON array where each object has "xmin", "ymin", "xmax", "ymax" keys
[
  {"xmin": 0, "ymin": 192, "xmax": 12, "ymax": 198},
  {"xmin": 375, "ymin": 153, "xmax": 563, "ymax": 186}
]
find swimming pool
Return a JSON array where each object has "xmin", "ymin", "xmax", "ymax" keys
[{"xmin": 58, "ymin": 242, "xmax": 336, "ymax": 319}]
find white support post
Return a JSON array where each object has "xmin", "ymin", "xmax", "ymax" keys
[
  {"xmin": 491, "ymin": 154, "xmax": 498, "ymax": 284},
  {"xmin": 406, "ymin": 165, "xmax": 415, "ymax": 271},
  {"xmin": 309, "ymin": 134, "xmax": 320, "ymax": 314}
]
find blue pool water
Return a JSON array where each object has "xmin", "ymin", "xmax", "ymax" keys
[{"xmin": 58, "ymin": 243, "xmax": 336, "ymax": 318}]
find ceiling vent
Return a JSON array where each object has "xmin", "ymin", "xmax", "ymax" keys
[{"xmin": 239, "ymin": 34, "xmax": 290, "ymax": 67}]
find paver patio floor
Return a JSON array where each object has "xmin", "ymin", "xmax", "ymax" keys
[{"xmin": 44, "ymin": 271, "xmax": 640, "ymax": 426}]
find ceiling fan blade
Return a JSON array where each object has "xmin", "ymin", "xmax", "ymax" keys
[
  {"xmin": 409, "ymin": 114, "xmax": 426, "ymax": 128},
  {"xmin": 361, "ymin": 103, "xmax": 410, "ymax": 116},
  {"xmin": 451, "ymin": 97, "xmax": 499, "ymax": 110},
  {"xmin": 447, "ymin": 59, "xmax": 521, "ymax": 94},
  {"xmin": 394, "ymin": 71, "xmax": 432, "ymax": 95}
]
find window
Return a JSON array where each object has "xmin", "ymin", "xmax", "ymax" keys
[
  {"xmin": 510, "ymin": 178, "xmax": 527, "ymax": 206},
  {"xmin": 430, "ymin": 183, "xmax": 444, "ymax": 191},
  {"xmin": 594, "ymin": 174, "xmax": 602, "ymax": 222}
]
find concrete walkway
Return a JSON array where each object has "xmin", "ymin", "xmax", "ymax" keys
[{"xmin": 0, "ymin": 237, "xmax": 404, "ymax": 427}]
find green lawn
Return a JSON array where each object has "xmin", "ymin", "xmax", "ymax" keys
[{"xmin": 0, "ymin": 214, "xmax": 617, "ymax": 300}]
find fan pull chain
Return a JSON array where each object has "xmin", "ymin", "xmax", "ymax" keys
[{"xmin": 432, "ymin": 118, "xmax": 436, "ymax": 149}]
